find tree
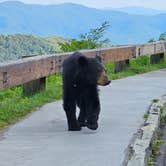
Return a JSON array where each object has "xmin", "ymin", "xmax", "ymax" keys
[
  {"xmin": 158, "ymin": 33, "xmax": 166, "ymax": 41},
  {"xmin": 58, "ymin": 39, "xmax": 89, "ymax": 52},
  {"xmin": 59, "ymin": 21, "xmax": 110, "ymax": 52},
  {"xmin": 148, "ymin": 38, "xmax": 155, "ymax": 43},
  {"xmin": 79, "ymin": 21, "xmax": 110, "ymax": 48}
]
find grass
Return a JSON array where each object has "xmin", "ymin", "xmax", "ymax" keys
[
  {"xmin": 161, "ymin": 114, "xmax": 166, "ymax": 125},
  {"xmin": 144, "ymin": 113, "xmax": 149, "ymax": 119},
  {"xmin": 0, "ymin": 74, "xmax": 62, "ymax": 129},
  {"xmin": 106, "ymin": 55, "xmax": 166, "ymax": 80},
  {"xmin": 0, "ymin": 55, "xmax": 166, "ymax": 130},
  {"xmin": 148, "ymin": 156, "xmax": 154, "ymax": 166},
  {"xmin": 160, "ymin": 105, "xmax": 166, "ymax": 126},
  {"xmin": 152, "ymin": 139, "xmax": 164, "ymax": 155},
  {"xmin": 148, "ymin": 101, "xmax": 166, "ymax": 166},
  {"xmin": 148, "ymin": 138, "xmax": 164, "ymax": 166}
]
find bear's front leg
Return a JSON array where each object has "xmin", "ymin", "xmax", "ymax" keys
[
  {"xmin": 86, "ymin": 98, "xmax": 100, "ymax": 130},
  {"xmin": 63, "ymin": 100, "xmax": 81, "ymax": 131}
]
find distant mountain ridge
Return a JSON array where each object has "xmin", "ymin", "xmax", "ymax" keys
[
  {"xmin": 109, "ymin": 6, "xmax": 166, "ymax": 15},
  {"xmin": 0, "ymin": 1, "xmax": 166, "ymax": 44}
]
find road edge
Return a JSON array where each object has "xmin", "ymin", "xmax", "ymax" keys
[{"xmin": 122, "ymin": 94, "xmax": 166, "ymax": 166}]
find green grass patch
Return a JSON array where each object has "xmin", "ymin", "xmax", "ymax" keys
[
  {"xmin": 152, "ymin": 139, "xmax": 164, "ymax": 155},
  {"xmin": 144, "ymin": 113, "xmax": 149, "ymax": 119},
  {"xmin": 148, "ymin": 156, "xmax": 154, "ymax": 166},
  {"xmin": 161, "ymin": 114, "xmax": 166, "ymax": 125},
  {"xmin": 160, "ymin": 105, "xmax": 166, "ymax": 125},
  {"xmin": 106, "ymin": 55, "xmax": 166, "ymax": 80},
  {"xmin": 148, "ymin": 138, "xmax": 164, "ymax": 166},
  {"xmin": 0, "ymin": 55, "xmax": 166, "ymax": 130},
  {"xmin": 0, "ymin": 74, "xmax": 62, "ymax": 129},
  {"xmin": 148, "ymin": 104, "xmax": 166, "ymax": 166}
]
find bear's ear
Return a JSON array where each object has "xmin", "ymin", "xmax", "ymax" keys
[
  {"xmin": 95, "ymin": 55, "xmax": 102, "ymax": 63},
  {"xmin": 78, "ymin": 56, "xmax": 88, "ymax": 66}
]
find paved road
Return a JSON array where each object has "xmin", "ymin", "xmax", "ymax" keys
[{"xmin": 0, "ymin": 69, "xmax": 166, "ymax": 166}]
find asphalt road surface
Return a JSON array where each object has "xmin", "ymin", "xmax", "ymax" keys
[{"xmin": 0, "ymin": 69, "xmax": 166, "ymax": 166}]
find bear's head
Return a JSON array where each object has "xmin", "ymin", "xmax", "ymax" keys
[
  {"xmin": 95, "ymin": 55, "xmax": 111, "ymax": 86},
  {"xmin": 77, "ymin": 53, "xmax": 111, "ymax": 86}
]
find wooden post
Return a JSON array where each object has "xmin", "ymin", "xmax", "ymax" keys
[
  {"xmin": 150, "ymin": 53, "xmax": 164, "ymax": 64},
  {"xmin": 22, "ymin": 55, "xmax": 46, "ymax": 96},
  {"xmin": 114, "ymin": 59, "xmax": 129, "ymax": 73},
  {"xmin": 126, "ymin": 59, "xmax": 130, "ymax": 67},
  {"xmin": 22, "ymin": 77, "xmax": 46, "ymax": 96}
]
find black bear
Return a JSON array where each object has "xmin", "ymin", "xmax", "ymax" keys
[{"xmin": 62, "ymin": 52, "xmax": 111, "ymax": 131}]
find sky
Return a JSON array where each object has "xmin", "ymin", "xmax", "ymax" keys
[{"xmin": 0, "ymin": 0, "xmax": 166, "ymax": 10}]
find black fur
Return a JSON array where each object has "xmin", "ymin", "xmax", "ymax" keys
[{"xmin": 62, "ymin": 52, "xmax": 105, "ymax": 131}]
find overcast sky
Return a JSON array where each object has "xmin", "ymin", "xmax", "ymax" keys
[{"xmin": 0, "ymin": 0, "xmax": 166, "ymax": 10}]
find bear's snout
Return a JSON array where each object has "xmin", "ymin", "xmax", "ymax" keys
[
  {"xmin": 105, "ymin": 79, "xmax": 111, "ymax": 85},
  {"xmin": 97, "ymin": 69, "xmax": 111, "ymax": 86}
]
